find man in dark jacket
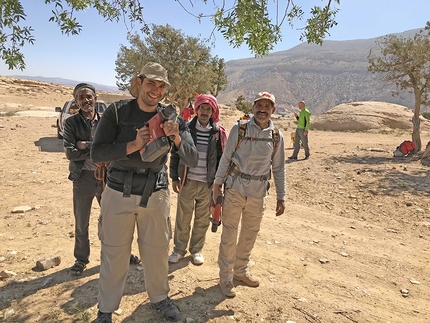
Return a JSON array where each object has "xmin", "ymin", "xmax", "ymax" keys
[
  {"xmin": 168, "ymin": 94, "xmax": 227, "ymax": 265},
  {"xmin": 64, "ymin": 83, "xmax": 140, "ymax": 276},
  {"xmin": 63, "ymin": 83, "xmax": 104, "ymax": 276},
  {"xmin": 91, "ymin": 62, "xmax": 198, "ymax": 323}
]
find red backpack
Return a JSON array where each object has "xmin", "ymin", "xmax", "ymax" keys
[{"xmin": 398, "ymin": 140, "xmax": 416, "ymax": 155}]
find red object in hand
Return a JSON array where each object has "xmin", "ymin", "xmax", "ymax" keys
[{"xmin": 210, "ymin": 196, "xmax": 223, "ymax": 232}]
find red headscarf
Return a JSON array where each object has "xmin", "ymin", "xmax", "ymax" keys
[{"xmin": 194, "ymin": 94, "xmax": 220, "ymax": 123}]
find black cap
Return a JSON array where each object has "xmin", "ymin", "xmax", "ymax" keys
[{"xmin": 73, "ymin": 83, "xmax": 96, "ymax": 98}]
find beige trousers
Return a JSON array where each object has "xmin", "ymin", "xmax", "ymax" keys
[
  {"xmin": 97, "ymin": 186, "xmax": 172, "ymax": 313},
  {"xmin": 218, "ymin": 188, "xmax": 265, "ymax": 282},
  {"xmin": 173, "ymin": 179, "xmax": 211, "ymax": 255}
]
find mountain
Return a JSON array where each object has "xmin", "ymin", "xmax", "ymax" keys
[
  {"xmin": 218, "ymin": 28, "xmax": 422, "ymax": 115},
  {"xmin": 7, "ymin": 75, "xmax": 119, "ymax": 93}
]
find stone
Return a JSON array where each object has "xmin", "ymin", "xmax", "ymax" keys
[{"xmin": 36, "ymin": 255, "xmax": 61, "ymax": 270}]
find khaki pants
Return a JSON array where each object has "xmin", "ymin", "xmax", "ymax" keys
[
  {"xmin": 218, "ymin": 188, "xmax": 265, "ymax": 282},
  {"xmin": 173, "ymin": 179, "xmax": 211, "ymax": 255},
  {"xmin": 97, "ymin": 186, "xmax": 172, "ymax": 313}
]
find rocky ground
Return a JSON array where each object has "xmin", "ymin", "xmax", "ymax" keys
[{"xmin": 0, "ymin": 77, "xmax": 429, "ymax": 323}]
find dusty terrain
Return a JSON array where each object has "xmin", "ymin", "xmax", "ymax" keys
[{"xmin": 0, "ymin": 77, "xmax": 429, "ymax": 323}]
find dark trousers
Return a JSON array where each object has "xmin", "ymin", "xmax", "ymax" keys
[{"xmin": 73, "ymin": 170, "xmax": 103, "ymax": 264}]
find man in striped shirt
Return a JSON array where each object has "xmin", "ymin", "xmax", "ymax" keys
[{"xmin": 169, "ymin": 94, "xmax": 227, "ymax": 265}]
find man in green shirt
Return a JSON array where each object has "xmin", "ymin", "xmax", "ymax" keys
[{"xmin": 288, "ymin": 101, "xmax": 310, "ymax": 160}]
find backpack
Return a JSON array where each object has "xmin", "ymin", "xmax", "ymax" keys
[
  {"xmin": 393, "ymin": 140, "xmax": 416, "ymax": 157},
  {"xmin": 226, "ymin": 120, "xmax": 280, "ymax": 186},
  {"xmin": 236, "ymin": 120, "xmax": 280, "ymax": 159}
]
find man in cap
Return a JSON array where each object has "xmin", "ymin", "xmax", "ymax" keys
[
  {"xmin": 168, "ymin": 94, "xmax": 228, "ymax": 265},
  {"xmin": 64, "ymin": 83, "xmax": 141, "ymax": 276},
  {"xmin": 288, "ymin": 100, "xmax": 311, "ymax": 160},
  {"xmin": 212, "ymin": 91, "xmax": 286, "ymax": 297},
  {"xmin": 91, "ymin": 62, "xmax": 198, "ymax": 322}
]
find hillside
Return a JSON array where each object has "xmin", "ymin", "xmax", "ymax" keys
[{"xmin": 218, "ymin": 28, "xmax": 422, "ymax": 115}]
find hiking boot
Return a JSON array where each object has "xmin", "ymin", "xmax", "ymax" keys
[
  {"xmin": 219, "ymin": 280, "xmax": 236, "ymax": 297},
  {"xmin": 233, "ymin": 273, "xmax": 260, "ymax": 287},
  {"xmin": 95, "ymin": 311, "xmax": 112, "ymax": 323},
  {"xmin": 168, "ymin": 252, "xmax": 183, "ymax": 263},
  {"xmin": 152, "ymin": 297, "xmax": 180, "ymax": 322},
  {"xmin": 288, "ymin": 156, "xmax": 297, "ymax": 160},
  {"xmin": 192, "ymin": 252, "xmax": 204, "ymax": 265}
]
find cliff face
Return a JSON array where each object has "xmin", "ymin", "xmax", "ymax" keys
[{"xmin": 218, "ymin": 29, "xmax": 421, "ymax": 116}]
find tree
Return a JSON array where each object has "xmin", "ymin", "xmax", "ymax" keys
[
  {"xmin": 368, "ymin": 22, "xmax": 430, "ymax": 151},
  {"xmin": 209, "ymin": 57, "xmax": 227, "ymax": 97},
  {"xmin": 1, "ymin": 0, "xmax": 340, "ymax": 70},
  {"xmin": 115, "ymin": 24, "xmax": 227, "ymax": 110},
  {"xmin": 235, "ymin": 95, "xmax": 253, "ymax": 114}
]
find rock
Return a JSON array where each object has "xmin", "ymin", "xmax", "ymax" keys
[
  {"xmin": 319, "ymin": 258, "xmax": 330, "ymax": 264},
  {"xmin": 194, "ymin": 287, "xmax": 205, "ymax": 295},
  {"xmin": 340, "ymin": 252, "xmax": 349, "ymax": 257},
  {"xmin": 0, "ymin": 270, "xmax": 17, "ymax": 279},
  {"xmin": 36, "ymin": 255, "xmax": 61, "ymax": 270},
  {"xmin": 410, "ymin": 279, "xmax": 420, "ymax": 285},
  {"xmin": 12, "ymin": 205, "xmax": 33, "ymax": 213},
  {"xmin": 3, "ymin": 308, "xmax": 15, "ymax": 320}
]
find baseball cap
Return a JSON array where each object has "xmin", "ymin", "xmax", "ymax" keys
[
  {"xmin": 129, "ymin": 62, "xmax": 170, "ymax": 98},
  {"xmin": 254, "ymin": 92, "xmax": 276, "ymax": 105}
]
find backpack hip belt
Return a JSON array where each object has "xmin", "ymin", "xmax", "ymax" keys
[{"xmin": 228, "ymin": 163, "xmax": 270, "ymax": 181}]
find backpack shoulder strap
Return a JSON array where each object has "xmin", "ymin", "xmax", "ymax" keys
[{"xmin": 235, "ymin": 120, "xmax": 248, "ymax": 151}]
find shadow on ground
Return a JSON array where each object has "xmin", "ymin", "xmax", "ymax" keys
[{"xmin": 34, "ymin": 137, "xmax": 63, "ymax": 153}]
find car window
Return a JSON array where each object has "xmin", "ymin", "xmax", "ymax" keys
[
  {"xmin": 96, "ymin": 102, "xmax": 107, "ymax": 114},
  {"xmin": 68, "ymin": 101, "xmax": 80, "ymax": 115}
]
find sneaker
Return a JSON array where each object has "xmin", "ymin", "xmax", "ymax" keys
[
  {"xmin": 152, "ymin": 297, "xmax": 180, "ymax": 322},
  {"xmin": 168, "ymin": 252, "xmax": 183, "ymax": 263},
  {"xmin": 219, "ymin": 280, "xmax": 236, "ymax": 297},
  {"xmin": 192, "ymin": 252, "xmax": 204, "ymax": 265},
  {"xmin": 95, "ymin": 311, "xmax": 112, "ymax": 323},
  {"xmin": 233, "ymin": 273, "xmax": 260, "ymax": 287},
  {"xmin": 288, "ymin": 156, "xmax": 297, "ymax": 160}
]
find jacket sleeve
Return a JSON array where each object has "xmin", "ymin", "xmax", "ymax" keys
[
  {"xmin": 63, "ymin": 117, "xmax": 90, "ymax": 161},
  {"xmin": 305, "ymin": 110, "xmax": 311, "ymax": 131},
  {"xmin": 271, "ymin": 131, "xmax": 286, "ymax": 201},
  {"xmin": 170, "ymin": 119, "xmax": 198, "ymax": 169}
]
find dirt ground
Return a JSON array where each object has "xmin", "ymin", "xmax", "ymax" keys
[{"xmin": 0, "ymin": 77, "xmax": 429, "ymax": 323}]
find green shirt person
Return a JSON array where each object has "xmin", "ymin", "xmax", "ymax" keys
[{"xmin": 288, "ymin": 101, "xmax": 311, "ymax": 160}]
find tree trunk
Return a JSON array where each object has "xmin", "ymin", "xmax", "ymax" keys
[{"xmin": 412, "ymin": 89, "xmax": 422, "ymax": 151}]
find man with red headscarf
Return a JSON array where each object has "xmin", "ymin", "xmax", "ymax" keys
[{"xmin": 169, "ymin": 94, "xmax": 228, "ymax": 265}]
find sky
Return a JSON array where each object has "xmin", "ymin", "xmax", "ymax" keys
[{"xmin": 0, "ymin": 0, "xmax": 429, "ymax": 88}]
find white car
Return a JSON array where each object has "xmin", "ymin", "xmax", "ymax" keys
[{"xmin": 55, "ymin": 99, "xmax": 107, "ymax": 139}]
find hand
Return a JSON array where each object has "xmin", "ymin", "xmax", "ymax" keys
[
  {"xmin": 172, "ymin": 181, "xmax": 182, "ymax": 193},
  {"xmin": 76, "ymin": 141, "xmax": 86, "ymax": 150},
  {"xmin": 212, "ymin": 184, "xmax": 223, "ymax": 203},
  {"xmin": 161, "ymin": 119, "xmax": 182, "ymax": 148},
  {"xmin": 304, "ymin": 130, "xmax": 308, "ymax": 136},
  {"xmin": 135, "ymin": 125, "xmax": 151, "ymax": 149},
  {"xmin": 161, "ymin": 120, "xmax": 179, "ymax": 138},
  {"xmin": 275, "ymin": 200, "xmax": 285, "ymax": 216},
  {"xmin": 294, "ymin": 113, "xmax": 298, "ymax": 117},
  {"xmin": 127, "ymin": 125, "xmax": 150, "ymax": 154}
]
